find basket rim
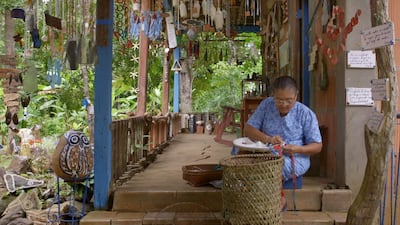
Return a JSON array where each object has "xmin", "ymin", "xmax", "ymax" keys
[{"xmin": 219, "ymin": 153, "xmax": 282, "ymax": 167}]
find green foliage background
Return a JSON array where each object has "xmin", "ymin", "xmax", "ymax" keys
[{"xmin": 0, "ymin": 2, "xmax": 262, "ymax": 140}]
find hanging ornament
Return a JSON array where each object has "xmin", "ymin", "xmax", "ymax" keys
[
  {"xmin": 192, "ymin": 0, "xmax": 200, "ymax": 18},
  {"xmin": 45, "ymin": 12, "xmax": 62, "ymax": 30},
  {"xmin": 202, "ymin": 0, "xmax": 207, "ymax": 16},
  {"xmin": 21, "ymin": 95, "xmax": 30, "ymax": 120},
  {"xmin": 47, "ymin": 58, "xmax": 62, "ymax": 88},
  {"xmin": 209, "ymin": 0, "xmax": 216, "ymax": 26},
  {"xmin": 173, "ymin": 0, "xmax": 179, "ymax": 8},
  {"xmin": 180, "ymin": 1, "xmax": 188, "ymax": 18},
  {"xmin": 214, "ymin": 0, "xmax": 223, "ymax": 31},
  {"xmin": 23, "ymin": 59, "xmax": 38, "ymax": 93},
  {"xmin": 11, "ymin": 8, "xmax": 25, "ymax": 21},
  {"xmin": 133, "ymin": 0, "xmax": 141, "ymax": 11}
]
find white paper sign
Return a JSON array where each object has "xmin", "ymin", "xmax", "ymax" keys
[
  {"xmin": 165, "ymin": 12, "xmax": 177, "ymax": 49},
  {"xmin": 371, "ymin": 78, "xmax": 389, "ymax": 101},
  {"xmin": 361, "ymin": 22, "xmax": 395, "ymax": 50},
  {"xmin": 347, "ymin": 50, "xmax": 376, "ymax": 68},
  {"xmin": 367, "ymin": 110, "xmax": 384, "ymax": 133},
  {"xmin": 346, "ymin": 87, "xmax": 374, "ymax": 106}
]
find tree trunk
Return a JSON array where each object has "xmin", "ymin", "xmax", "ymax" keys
[
  {"xmin": 82, "ymin": 65, "xmax": 94, "ymax": 143},
  {"xmin": 346, "ymin": 1, "xmax": 397, "ymax": 224},
  {"xmin": 180, "ymin": 58, "xmax": 193, "ymax": 113}
]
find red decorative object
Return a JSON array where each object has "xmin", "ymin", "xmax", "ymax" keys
[{"xmin": 316, "ymin": 6, "xmax": 362, "ymax": 65}]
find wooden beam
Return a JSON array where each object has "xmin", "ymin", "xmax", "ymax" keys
[
  {"xmin": 136, "ymin": 0, "xmax": 150, "ymax": 115},
  {"xmin": 0, "ymin": 55, "xmax": 17, "ymax": 67},
  {"xmin": 0, "ymin": 68, "xmax": 22, "ymax": 78}
]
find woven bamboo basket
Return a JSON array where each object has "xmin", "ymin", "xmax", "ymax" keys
[{"xmin": 220, "ymin": 153, "xmax": 283, "ymax": 225}]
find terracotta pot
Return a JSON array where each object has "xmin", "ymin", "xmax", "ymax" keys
[{"xmin": 52, "ymin": 130, "xmax": 93, "ymax": 182}]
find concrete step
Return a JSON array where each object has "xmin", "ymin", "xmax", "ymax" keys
[
  {"xmin": 112, "ymin": 187, "xmax": 325, "ymax": 212},
  {"xmin": 80, "ymin": 210, "xmax": 347, "ymax": 225}
]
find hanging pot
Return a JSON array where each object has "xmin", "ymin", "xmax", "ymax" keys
[{"xmin": 52, "ymin": 130, "xmax": 94, "ymax": 182}]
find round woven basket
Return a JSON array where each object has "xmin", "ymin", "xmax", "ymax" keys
[{"xmin": 220, "ymin": 153, "xmax": 283, "ymax": 225}]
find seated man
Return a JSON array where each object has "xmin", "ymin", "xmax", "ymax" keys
[{"xmin": 243, "ymin": 76, "xmax": 322, "ymax": 211}]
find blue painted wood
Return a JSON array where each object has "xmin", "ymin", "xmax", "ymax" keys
[
  {"xmin": 94, "ymin": 1, "xmax": 114, "ymax": 209},
  {"xmin": 173, "ymin": 48, "xmax": 180, "ymax": 112},
  {"xmin": 232, "ymin": 25, "xmax": 261, "ymax": 33},
  {"xmin": 302, "ymin": 0, "xmax": 310, "ymax": 106}
]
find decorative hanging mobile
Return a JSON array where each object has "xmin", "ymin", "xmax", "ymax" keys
[
  {"xmin": 129, "ymin": 1, "xmax": 164, "ymax": 41},
  {"xmin": 44, "ymin": 0, "xmax": 63, "ymax": 88},
  {"xmin": 64, "ymin": 0, "xmax": 80, "ymax": 70}
]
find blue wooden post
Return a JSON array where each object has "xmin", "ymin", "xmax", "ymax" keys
[
  {"xmin": 173, "ymin": 48, "xmax": 180, "ymax": 113},
  {"xmin": 302, "ymin": 0, "xmax": 310, "ymax": 106},
  {"xmin": 94, "ymin": 0, "xmax": 114, "ymax": 209}
]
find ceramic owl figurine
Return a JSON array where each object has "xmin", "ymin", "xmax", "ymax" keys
[{"xmin": 52, "ymin": 130, "xmax": 94, "ymax": 182}]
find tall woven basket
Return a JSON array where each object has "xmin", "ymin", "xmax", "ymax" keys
[{"xmin": 220, "ymin": 153, "xmax": 283, "ymax": 225}]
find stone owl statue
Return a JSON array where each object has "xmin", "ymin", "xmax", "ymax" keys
[{"xmin": 52, "ymin": 130, "xmax": 94, "ymax": 182}]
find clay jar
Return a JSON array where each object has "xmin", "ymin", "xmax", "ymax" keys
[{"xmin": 52, "ymin": 130, "xmax": 93, "ymax": 182}]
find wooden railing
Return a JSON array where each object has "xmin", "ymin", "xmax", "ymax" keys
[{"xmin": 110, "ymin": 113, "xmax": 182, "ymax": 186}]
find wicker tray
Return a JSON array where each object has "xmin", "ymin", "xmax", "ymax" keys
[{"xmin": 182, "ymin": 164, "xmax": 223, "ymax": 186}]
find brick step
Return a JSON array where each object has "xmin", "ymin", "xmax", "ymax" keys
[{"xmin": 80, "ymin": 210, "xmax": 347, "ymax": 225}]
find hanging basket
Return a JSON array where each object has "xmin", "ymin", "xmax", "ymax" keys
[{"xmin": 220, "ymin": 153, "xmax": 283, "ymax": 225}]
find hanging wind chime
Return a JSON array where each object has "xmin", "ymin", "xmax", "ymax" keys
[{"xmin": 45, "ymin": 0, "xmax": 63, "ymax": 88}]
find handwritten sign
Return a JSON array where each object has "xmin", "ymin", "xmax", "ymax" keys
[
  {"xmin": 367, "ymin": 110, "xmax": 384, "ymax": 133},
  {"xmin": 361, "ymin": 22, "xmax": 395, "ymax": 50},
  {"xmin": 346, "ymin": 87, "xmax": 374, "ymax": 106},
  {"xmin": 347, "ymin": 50, "xmax": 376, "ymax": 68},
  {"xmin": 371, "ymin": 78, "xmax": 389, "ymax": 101}
]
